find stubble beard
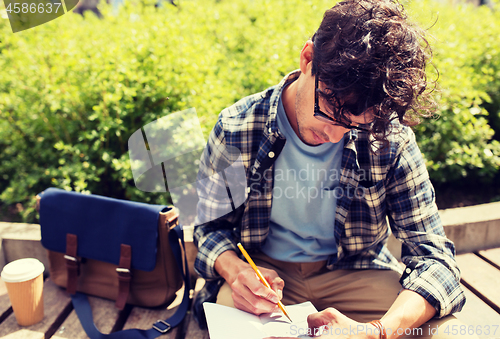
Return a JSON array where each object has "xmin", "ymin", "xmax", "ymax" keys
[
  {"xmin": 293, "ymin": 79, "xmax": 331, "ymax": 146},
  {"xmin": 295, "ymin": 91, "xmax": 317, "ymax": 146},
  {"xmin": 294, "ymin": 104, "xmax": 327, "ymax": 146}
]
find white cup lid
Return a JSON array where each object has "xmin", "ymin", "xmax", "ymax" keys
[{"xmin": 1, "ymin": 258, "xmax": 45, "ymax": 283}]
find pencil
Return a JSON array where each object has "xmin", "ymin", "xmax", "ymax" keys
[{"xmin": 236, "ymin": 242, "xmax": 293, "ymax": 323}]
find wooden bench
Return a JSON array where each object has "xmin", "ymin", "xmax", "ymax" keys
[
  {"xmin": 2, "ymin": 213, "xmax": 500, "ymax": 338},
  {"xmin": 1, "ymin": 249, "xmax": 500, "ymax": 338},
  {"xmin": 0, "ymin": 236, "xmax": 208, "ymax": 339},
  {"xmin": 0, "ymin": 275, "xmax": 209, "ymax": 339}
]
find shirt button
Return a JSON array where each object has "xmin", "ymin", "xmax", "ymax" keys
[
  {"xmin": 268, "ymin": 151, "xmax": 275, "ymax": 158},
  {"xmin": 405, "ymin": 268, "xmax": 411, "ymax": 274}
]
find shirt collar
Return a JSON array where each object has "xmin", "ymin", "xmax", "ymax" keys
[{"xmin": 266, "ymin": 70, "xmax": 301, "ymax": 139}]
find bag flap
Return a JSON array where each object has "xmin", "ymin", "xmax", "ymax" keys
[{"xmin": 39, "ymin": 187, "xmax": 169, "ymax": 272}]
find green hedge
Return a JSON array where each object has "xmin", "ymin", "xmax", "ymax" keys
[
  {"xmin": 410, "ymin": 0, "xmax": 500, "ymax": 182},
  {"xmin": 0, "ymin": 0, "xmax": 499, "ymax": 221}
]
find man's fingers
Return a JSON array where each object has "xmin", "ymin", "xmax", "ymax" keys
[
  {"xmin": 255, "ymin": 284, "xmax": 280, "ymax": 303},
  {"xmin": 243, "ymin": 270, "xmax": 280, "ymax": 303},
  {"xmin": 307, "ymin": 308, "xmax": 339, "ymax": 329},
  {"xmin": 259, "ymin": 268, "xmax": 284, "ymax": 302},
  {"xmin": 232, "ymin": 274, "xmax": 279, "ymax": 314},
  {"xmin": 232, "ymin": 286, "xmax": 279, "ymax": 314},
  {"xmin": 269, "ymin": 276, "xmax": 285, "ymax": 300},
  {"xmin": 229, "ymin": 266, "xmax": 284, "ymax": 315},
  {"xmin": 233, "ymin": 297, "xmax": 279, "ymax": 315}
]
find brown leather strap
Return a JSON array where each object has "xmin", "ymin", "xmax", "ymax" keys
[
  {"xmin": 65, "ymin": 233, "xmax": 79, "ymax": 295},
  {"xmin": 115, "ymin": 244, "xmax": 132, "ymax": 310},
  {"xmin": 165, "ymin": 207, "xmax": 179, "ymax": 228}
]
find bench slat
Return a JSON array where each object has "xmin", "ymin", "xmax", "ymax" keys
[
  {"xmin": 0, "ymin": 278, "xmax": 13, "ymax": 323},
  {"xmin": 54, "ymin": 296, "xmax": 123, "ymax": 338},
  {"xmin": 0, "ymin": 329, "xmax": 45, "ymax": 339},
  {"xmin": 478, "ymin": 248, "xmax": 500, "ymax": 269},
  {"xmin": 454, "ymin": 284, "xmax": 500, "ymax": 336},
  {"xmin": 456, "ymin": 253, "xmax": 500, "ymax": 313},
  {"xmin": 0, "ymin": 279, "xmax": 72, "ymax": 338}
]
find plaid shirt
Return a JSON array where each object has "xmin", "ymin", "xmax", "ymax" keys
[{"xmin": 193, "ymin": 71, "xmax": 465, "ymax": 318}]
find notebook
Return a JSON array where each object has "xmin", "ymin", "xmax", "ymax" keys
[{"xmin": 203, "ymin": 301, "xmax": 318, "ymax": 339}]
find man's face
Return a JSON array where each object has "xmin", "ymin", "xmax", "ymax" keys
[{"xmin": 294, "ymin": 73, "xmax": 374, "ymax": 146}]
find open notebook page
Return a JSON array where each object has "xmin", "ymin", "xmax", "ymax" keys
[{"xmin": 204, "ymin": 301, "xmax": 317, "ymax": 339}]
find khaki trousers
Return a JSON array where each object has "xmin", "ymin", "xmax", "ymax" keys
[{"xmin": 216, "ymin": 251, "xmax": 475, "ymax": 339}]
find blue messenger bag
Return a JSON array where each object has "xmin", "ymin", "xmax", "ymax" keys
[{"xmin": 38, "ymin": 187, "xmax": 190, "ymax": 338}]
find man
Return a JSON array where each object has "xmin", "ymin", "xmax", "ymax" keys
[{"xmin": 193, "ymin": 1, "xmax": 468, "ymax": 337}]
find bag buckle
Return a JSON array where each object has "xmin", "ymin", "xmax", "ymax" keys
[
  {"xmin": 153, "ymin": 320, "xmax": 171, "ymax": 334},
  {"xmin": 64, "ymin": 255, "xmax": 78, "ymax": 262},
  {"xmin": 116, "ymin": 267, "xmax": 131, "ymax": 282},
  {"xmin": 64, "ymin": 253, "xmax": 80, "ymax": 295},
  {"xmin": 64, "ymin": 255, "xmax": 80, "ymax": 273}
]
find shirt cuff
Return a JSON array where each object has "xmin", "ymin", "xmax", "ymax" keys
[
  {"xmin": 399, "ymin": 259, "xmax": 466, "ymax": 318},
  {"xmin": 194, "ymin": 233, "xmax": 238, "ymax": 280}
]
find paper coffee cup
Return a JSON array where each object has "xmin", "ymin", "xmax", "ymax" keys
[{"xmin": 1, "ymin": 258, "xmax": 45, "ymax": 326}]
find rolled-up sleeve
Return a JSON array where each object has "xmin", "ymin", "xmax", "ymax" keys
[{"xmin": 386, "ymin": 129, "xmax": 465, "ymax": 318}]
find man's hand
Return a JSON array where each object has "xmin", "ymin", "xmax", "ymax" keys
[
  {"xmin": 306, "ymin": 308, "xmax": 378, "ymax": 339},
  {"xmin": 265, "ymin": 308, "xmax": 379, "ymax": 339},
  {"xmin": 215, "ymin": 250, "xmax": 285, "ymax": 315},
  {"xmin": 266, "ymin": 289, "xmax": 436, "ymax": 339},
  {"xmin": 231, "ymin": 265, "xmax": 284, "ymax": 314}
]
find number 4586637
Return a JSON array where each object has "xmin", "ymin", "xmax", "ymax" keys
[{"xmin": 5, "ymin": 2, "xmax": 62, "ymax": 14}]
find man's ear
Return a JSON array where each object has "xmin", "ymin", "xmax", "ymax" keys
[{"xmin": 299, "ymin": 40, "xmax": 314, "ymax": 75}]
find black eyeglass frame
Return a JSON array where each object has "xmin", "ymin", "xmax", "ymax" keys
[{"xmin": 313, "ymin": 76, "xmax": 371, "ymax": 132}]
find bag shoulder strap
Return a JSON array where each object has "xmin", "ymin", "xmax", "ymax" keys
[{"xmin": 70, "ymin": 224, "xmax": 191, "ymax": 339}]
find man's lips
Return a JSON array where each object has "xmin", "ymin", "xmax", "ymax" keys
[{"xmin": 312, "ymin": 131, "xmax": 328, "ymax": 144}]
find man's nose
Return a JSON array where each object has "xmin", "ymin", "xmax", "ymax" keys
[{"xmin": 324, "ymin": 125, "xmax": 347, "ymax": 143}]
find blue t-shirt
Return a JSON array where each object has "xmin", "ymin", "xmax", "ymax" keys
[{"xmin": 261, "ymin": 93, "xmax": 343, "ymax": 262}]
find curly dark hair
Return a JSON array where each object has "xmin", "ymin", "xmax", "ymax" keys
[{"xmin": 311, "ymin": 0, "xmax": 436, "ymax": 149}]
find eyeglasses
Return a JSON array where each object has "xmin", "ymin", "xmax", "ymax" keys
[{"xmin": 313, "ymin": 76, "xmax": 371, "ymax": 132}]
